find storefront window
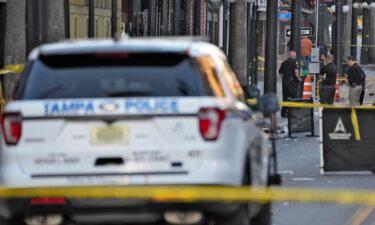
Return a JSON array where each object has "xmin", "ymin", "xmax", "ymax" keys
[{"xmin": 207, "ymin": 8, "xmax": 219, "ymax": 45}]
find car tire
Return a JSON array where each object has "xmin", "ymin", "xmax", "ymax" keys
[
  {"xmin": 243, "ymin": 151, "xmax": 271, "ymax": 225},
  {"xmin": 0, "ymin": 218, "xmax": 21, "ymax": 225},
  {"xmin": 214, "ymin": 205, "xmax": 250, "ymax": 225},
  {"xmin": 251, "ymin": 203, "xmax": 271, "ymax": 225}
]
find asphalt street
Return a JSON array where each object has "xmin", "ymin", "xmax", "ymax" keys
[{"xmin": 272, "ymin": 67, "xmax": 375, "ymax": 225}]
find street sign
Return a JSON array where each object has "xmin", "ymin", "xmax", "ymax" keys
[
  {"xmin": 285, "ymin": 27, "xmax": 312, "ymax": 38},
  {"xmin": 309, "ymin": 63, "xmax": 320, "ymax": 74},
  {"xmin": 311, "ymin": 48, "xmax": 320, "ymax": 62},
  {"xmin": 278, "ymin": 10, "xmax": 291, "ymax": 21}
]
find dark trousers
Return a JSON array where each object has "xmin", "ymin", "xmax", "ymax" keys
[
  {"xmin": 360, "ymin": 86, "xmax": 365, "ymax": 105},
  {"xmin": 320, "ymin": 85, "xmax": 336, "ymax": 105},
  {"xmin": 281, "ymin": 80, "xmax": 297, "ymax": 117}
]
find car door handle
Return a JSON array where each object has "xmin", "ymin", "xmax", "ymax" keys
[{"xmin": 95, "ymin": 157, "xmax": 124, "ymax": 166}]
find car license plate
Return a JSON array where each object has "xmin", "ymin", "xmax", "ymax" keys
[{"xmin": 91, "ymin": 126, "xmax": 128, "ymax": 145}]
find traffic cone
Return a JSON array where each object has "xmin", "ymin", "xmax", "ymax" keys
[
  {"xmin": 335, "ymin": 74, "xmax": 340, "ymax": 101},
  {"xmin": 303, "ymin": 76, "xmax": 312, "ymax": 99}
]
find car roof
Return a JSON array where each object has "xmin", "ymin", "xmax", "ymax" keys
[{"xmin": 29, "ymin": 37, "xmax": 226, "ymax": 60}]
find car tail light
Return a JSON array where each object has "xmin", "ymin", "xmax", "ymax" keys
[
  {"xmin": 1, "ymin": 112, "xmax": 22, "ymax": 145},
  {"xmin": 199, "ymin": 108, "xmax": 226, "ymax": 141},
  {"xmin": 30, "ymin": 198, "xmax": 66, "ymax": 205}
]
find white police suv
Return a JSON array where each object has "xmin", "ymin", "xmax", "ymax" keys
[{"xmin": 0, "ymin": 39, "xmax": 271, "ymax": 225}]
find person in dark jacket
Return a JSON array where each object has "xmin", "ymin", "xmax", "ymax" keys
[
  {"xmin": 278, "ymin": 51, "xmax": 302, "ymax": 117},
  {"xmin": 345, "ymin": 56, "xmax": 365, "ymax": 106},
  {"xmin": 319, "ymin": 54, "xmax": 338, "ymax": 104}
]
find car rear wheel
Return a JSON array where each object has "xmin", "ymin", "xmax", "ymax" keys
[
  {"xmin": 251, "ymin": 203, "xmax": 271, "ymax": 225},
  {"xmin": 214, "ymin": 205, "xmax": 250, "ymax": 225},
  {"xmin": 0, "ymin": 218, "xmax": 23, "ymax": 225},
  {"xmin": 245, "ymin": 152, "xmax": 271, "ymax": 225}
]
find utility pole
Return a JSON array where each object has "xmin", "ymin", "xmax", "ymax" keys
[
  {"xmin": 335, "ymin": 0, "xmax": 343, "ymax": 74},
  {"xmin": 264, "ymin": 0, "xmax": 278, "ymax": 140},
  {"xmin": 291, "ymin": 0, "xmax": 301, "ymax": 67},
  {"xmin": 360, "ymin": 0, "xmax": 370, "ymax": 64},
  {"xmin": 264, "ymin": 0, "xmax": 278, "ymax": 94},
  {"xmin": 249, "ymin": 2, "xmax": 259, "ymax": 86},
  {"xmin": 247, "ymin": 3, "xmax": 253, "ymax": 86},
  {"xmin": 111, "ymin": 0, "xmax": 117, "ymax": 37},
  {"xmin": 232, "ymin": 0, "xmax": 248, "ymax": 89},
  {"xmin": 254, "ymin": 1, "xmax": 259, "ymax": 85},
  {"xmin": 64, "ymin": 0, "xmax": 70, "ymax": 39},
  {"xmin": 88, "ymin": 0, "xmax": 95, "ymax": 38}
]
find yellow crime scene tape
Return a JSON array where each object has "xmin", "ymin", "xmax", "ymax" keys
[
  {"xmin": 0, "ymin": 64, "xmax": 24, "ymax": 113},
  {"xmin": 246, "ymin": 99, "xmax": 375, "ymax": 141},
  {"xmin": 0, "ymin": 64, "xmax": 25, "ymax": 75},
  {"xmin": 1, "ymin": 186, "xmax": 375, "ymax": 206}
]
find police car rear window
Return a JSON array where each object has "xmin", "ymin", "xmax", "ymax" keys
[{"xmin": 18, "ymin": 53, "xmax": 220, "ymax": 99}]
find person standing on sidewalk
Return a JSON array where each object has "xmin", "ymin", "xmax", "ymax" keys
[
  {"xmin": 345, "ymin": 56, "xmax": 365, "ymax": 106},
  {"xmin": 319, "ymin": 54, "xmax": 337, "ymax": 104},
  {"xmin": 278, "ymin": 51, "xmax": 302, "ymax": 117}
]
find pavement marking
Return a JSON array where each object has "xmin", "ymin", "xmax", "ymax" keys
[
  {"xmin": 350, "ymin": 206, "xmax": 374, "ymax": 225},
  {"xmin": 344, "ymin": 205, "xmax": 366, "ymax": 225},
  {"xmin": 292, "ymin": 178, "xmax": 315, "ymax": 181},
  {"xmin": 278, "ymin": 171, "xmax": 294, "ymax": 175}
]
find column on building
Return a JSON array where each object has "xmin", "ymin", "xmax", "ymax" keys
[
  {"xmin": 131, "ymin": 0, "xmax": 141, "ymax": 36},
  {"xmin": 258, "ymin": 7, "xmax": 266, "ymax": 76},
  {"xmin": 369, "ymin": 4, "xmax": 375, "ymax": 63},
  {"xmin": 170, "ymin": 0, "xmax": 190, "ymax": 35},
  {"xmin": 343, "ymin": 0, "xmax": 353, "ymax": 59},
  {"xmin": 206, "ymin": 2, "xmax": 220, "ymax": 45},
  {"xmin": 200, "ymin": 0, "xmax": 207, "ymax": 36}
]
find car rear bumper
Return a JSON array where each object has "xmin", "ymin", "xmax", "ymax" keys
[{"xmin": 0, "ymin": 198, "xmax": 242, "ymax": 224}]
